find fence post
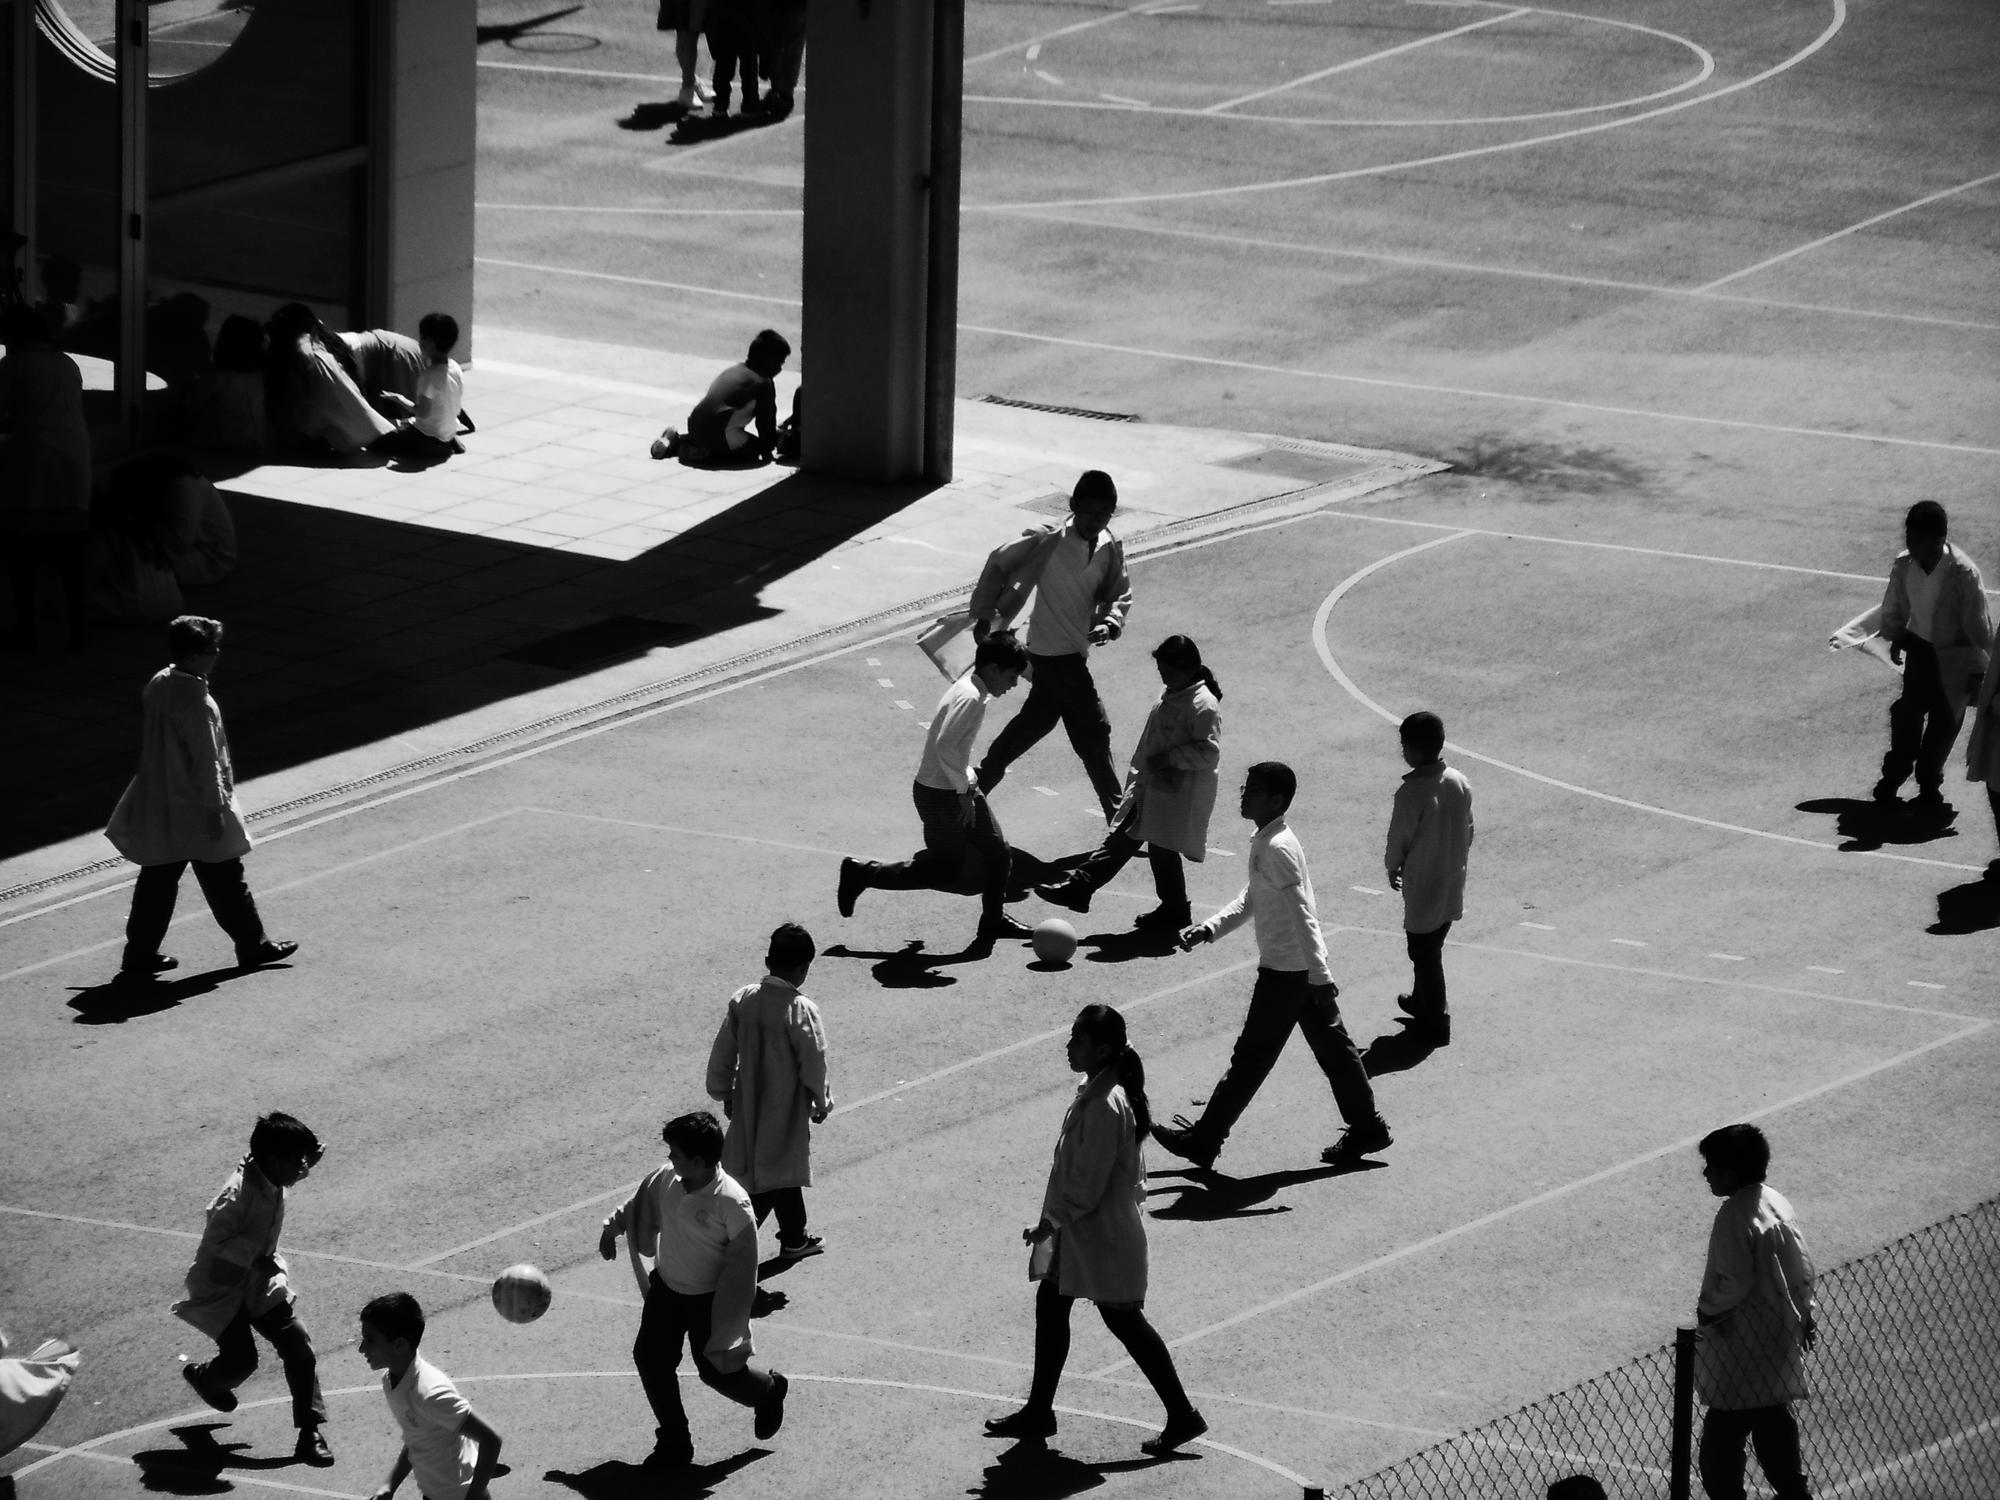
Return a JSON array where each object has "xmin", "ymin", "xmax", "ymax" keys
[{"xmin": 1671, "ymin": 1324, "xmax": 1697, "ymax": 1500}]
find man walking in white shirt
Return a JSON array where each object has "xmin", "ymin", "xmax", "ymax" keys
[
  {"xmin": 1153, "ymin": 762, "xmax": 1392, "ymax": 1171},
  {"xmin": 838, "ymin": 631, "xmax": 1035, "ymax": 947}
]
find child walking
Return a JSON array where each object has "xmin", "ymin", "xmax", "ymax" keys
[
  {"xmin": 1384, "ymin": 711, "xmax": 1474, "ymax": 1049},
  {"xmin": 173, "ymin": 1112, "xmax": 331, "ymax": 1465},
  {"xmin": 706, "ymin": 922, "xmax": 835, "ymax": 1261},
  {"xmin": 357, "ymin": 1292, "xmax": 504, "ymax": 1500}
]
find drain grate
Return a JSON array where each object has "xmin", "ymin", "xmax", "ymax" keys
[
  {"xmin": 980, "ymin": 395, "xmax": 1140, "ymax": 423},
  {"xmin": 505, "ymin": 616, "xmax": 698, "ymax": 671}
]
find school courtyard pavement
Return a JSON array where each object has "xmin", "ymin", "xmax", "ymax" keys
[{"xmin": 0, "ymin": 327, "xmax": 1443, "ymax": 898}]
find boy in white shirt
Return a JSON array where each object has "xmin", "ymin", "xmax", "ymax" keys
[
  {"xmin": 358, "ymin": 1292, "xmax": 503, "ymax": 1500},
  {"xmin": 1155, "ymin": 761, "xmax": 1392, "ymax": 1171},
  {"xmin": 369, "ymin": 313, "xmax": 465, "ymax": 465}
]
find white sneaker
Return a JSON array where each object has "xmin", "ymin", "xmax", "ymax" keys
[{"xmin": 676, "ymin": 84, "xmax": 700, "ymax": 109}]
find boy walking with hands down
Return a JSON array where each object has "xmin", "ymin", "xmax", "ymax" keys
[
  {"xmin": 707, "ymin": 923, "xmax": 835, "ymax": 1261},
  {"xmin": 1385, "ymin": 712, "xmax": 1473, "ymax": 1048}
]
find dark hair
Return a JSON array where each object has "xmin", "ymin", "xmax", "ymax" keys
[
  {"xmin": 360, "ymin": 1292, "xmax": 425, "ymax": 1348},
  {"xmin": 264, "ymin": 302, "xmax": 362, "ymax": 383},
  {"xmin": 1399, "ymin": 710, "xmax": 1445, "ymax": 758},
  {"xmin": 1071, "ymin": 469, "xmax": 1118, "ymax": 508},
  {"xmin": 1698, "ymin": 1123, "xmax": 1770, "ymax": 1183},
  {"xmin": 2, "ymin": 303, "xmax": 52, "ymax": 349},
  {"xmin": 41, "ymin": 254, "xmax": 82, "ymax": 303},
  {"xmin": 767, "ymin": 921, "xmax": 816, "ymax": 973},
  {"xmin": 211, "ymin": 314, "xmax": 265, "ymax": 373},
  {"xmin": 1073, "ymin": 1004, "xmax": 1151, "ymax": 1140},
  {"xmin": 1153, "ymin": 635, "xmax": 1222, "ymax": 700},
  {"xmin": 1904, "ymin": 500, "xmax": 1947, "ymax": 539},
  {"xmin": 749, "ymin": 329, "xmax": 791, "ymax": 366},
  {"xmin": 974, "ymin": 629, "xmax": 1029, "ymax": 675},
  {"xmin": 1548, "ymin": 1479, "xmax": 1608, "ymax": 1500},
  {"xmin": 418, "ymin": 312, "xmax": 459, "ymax": 356},
  {"xmin": 662, "ymin": 1110, "xmax": 726, "ymax": 1165},
  {"xmin": 1245, "ymin": 760, "xmax": 1296, "ymax": 810},
  {"xmin": 168, "ymin": 614, "xmax": 224, "ymax": 659},
  {"xmin": 249, "ymin": 1110, "xmax": 324, "ymax": 1166}
]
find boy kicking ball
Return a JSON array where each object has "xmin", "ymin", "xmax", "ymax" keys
[{"xmin": 358, "ymin": 1292, "xmax": 504, "ymax": 1500}]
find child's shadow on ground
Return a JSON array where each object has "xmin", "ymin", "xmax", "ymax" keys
[
  {"xmin": 547, "ymin": 1451, "xmax": 763, "ymax": 1499},
  {"xmin": 668, "ymin": 111, "xmax": 779, "ymax": 145},
  {"xmin": 617, "ymin": 100, "xmax": 686, "ymax": 130},
  {"xmin": 1077, "ymin": 928, "xmax": 1179, "ymax": 965},
  {"xmin": 1362, "ymin": 1026, "xmax": 1440, "ymax": 1077},
  {"xmin": 1930, "ymin": 872, "xmax": 2000, "ymax": 935},
  {"xmin": 132, "ymin": 1422, "xmax": 298, "ymax": 1493},
  {"xmin": 824, "ymin": 939, "xmax": 989, "ymax": 989},
  {"xmin": 970, "ymin": 1441, "xmax": 1174, "ymax": 1498},
  {"xmin": 66, "ymin": 966, "xmax": 258, "ymax": 1024},
  {"xmin": 1797, "ymin": 796, "xmax": 1959, "ymax": 852},
  {"xmin": 1145, "ymin": 1162, "xmax": 1370, "ymax": 1221}
]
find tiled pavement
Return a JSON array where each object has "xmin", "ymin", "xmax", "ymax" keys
[{"xmin": 1, "ymin": 327, "xmax": 1441, "ymax": 895}]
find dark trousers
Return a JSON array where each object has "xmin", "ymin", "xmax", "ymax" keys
[
  {"xmin": 1190, "ymin": 967, "xmax": 1378, "ymax": 1152},
  {"xmin": 754, "ymin": 0, "xmax": 806, "ymax": 96},
  {"xmin": 123, "ymin": 858, "xmax": 268, "ymax": 971},
  {"xmin": 1022, "ymin": 1242, "xmax": 1193, "ymax": 1421},
  {"xmin": 750, "ymin": 1186, "xmax": 806, "ymax": 1245},
  {"xmin": 7, "ymin": 528, "xmax": 89, "ymax": 642},
  {"xmin": 633, "ymin": 1272, "xmax": 775, "ymax": 1448},
  {"xmin": 368, "ymin": 425, "xmax": 454, "ymax": 464},
  {"xmin": 977, "ymin": 652, "xmax": 1123, "ymax": 816},
  {"xmin": 860, "ymin": 779, "xmax": 1012, "ymax": 923},
  {"xmin": 1881, "ymin": 637, "xmax": 1964, "ymax": 795},
  {"xmin": 194, "ymin": 1301, "xmax": 326, "ymax": 1430},
  {"xmin": 1405, "ymin": 921, "xmax": 1452, "ymax": 1025},
  {"xmin": 707, "ymin": 12, "xmax": 760, "ymax": 104},
  {"xmin": 1699, "ymin": 1404, "xmax": 1809, "ymax": 1500},
  {"xmin": 1068, "ymin": 808, "xmax": 1189, "ymax": 909}
]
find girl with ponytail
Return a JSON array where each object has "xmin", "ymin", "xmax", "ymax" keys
[
  {"xmin": 984, "ymin": 1005, "xmax": 1207, "ymax": 1454},
  {"xmin": 1035, "ymin": 635, "xmax": 1222, "ymax": 932}
]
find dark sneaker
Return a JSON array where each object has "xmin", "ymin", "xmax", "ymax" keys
[
  {"xmin": 837, "ymin": 858, "xmax": 867, "ymax": 919},
  {"xmin": 976, "ymin": 913, "xmax": 1033, "ymax": 943},
  {"xmin": 1321, "ymin": 1118, "xmax": 1393, "ymax": 1166},
  {"xmin": 1141, "ymin": 1409, "xmax": 1208, "ymax": 1455},
  {"xmin": 237, "ymin": 939, "xmax": 299, "ymax": 968},
  {"xmin": 1133, "ymin": 902, "xmax": 1191, "ymax": 932},
  {"xmin": 753, "ymin": 1372, "xmax": 789, "ymax": 1440},
  {"xmin": 1034, "ymin": 879, "xmax": 1092, "ymax": 914},
  {"xmin": 1150, "ymin": 1115, "xmax": 1218, "ymax": 1170},
  {"xmin": 776, "ymin": 1235, "xmax": 824, "ymax": 1262},
  {"xmin": 1912, "ymin": 789, "xmax": 1955, "ymax": 822},
  {"xmin": 294, "ymin": 1427, "xmax": 333, "ymax": 1466},
  {"xmin": 1871, "ymin": 777, "xmax": 1902, "ymax": 805},
  {"xmin": 984, "ymin": 1407, "xmax": 1057, "ymax": 1439},
  {"xmin": 183, "ymin": 1364, "xmax": 237, "ymax": 1412},
  {"xmin": 643, "ymin": 1440, "xmax": 694, "ymax": 1471}
]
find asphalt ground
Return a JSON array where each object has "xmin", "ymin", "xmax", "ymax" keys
[
  {"xmin": 6, "ymin": 0, "xmax": 2000, "ymax": 1495},
  {"xmin": 4, "ymin": 509, "xmax": 1997, "ymax": 1498}
]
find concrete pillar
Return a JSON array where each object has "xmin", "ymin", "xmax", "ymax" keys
[
  {"xmin": 801, "ymin": 0, "xmax": 958, "ymax": 482},
  {"xmin": 372, "ymin": 0, "xmax": 476, "ymax": 356}
]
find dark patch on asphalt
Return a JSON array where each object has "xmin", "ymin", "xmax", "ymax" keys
[{"xmin": 1449, "ymin": 435, "xmax": 1652, "ymax": 497}]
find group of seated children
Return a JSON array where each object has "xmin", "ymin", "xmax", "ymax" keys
[{"xmin": 261, "ymin": 304, "xmax": 468, "ymax": 464}]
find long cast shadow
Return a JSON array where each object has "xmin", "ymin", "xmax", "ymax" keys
[
  {"xmin": 970, "ymin": 1441, "xmax": 1173, "ymax": 1498},
  {"xmin": 1144, "ymin": 1162, "xmax": 1369, "ymax": 1221},
  {"xmin": 547, "ymin": 1450, "xmax": 763, "ymax": 1499},
  {"xmin": 132, "ymin": 1422, "xmax": 299, "ymax": 1494},
  {"xmin": 823, "ymin": 939, "xmax": 994, "ymax": 989},
  {"xmin": 1797, "ymin": 796, "xmax": 1960, "ymax": 853},
  {"xmin": 66, "ymin": 964, "xmax": 277, "ymax": 1024},
  {"xmin": 1929, "ymin": 872, "xmax": 2000, "ymax": 935},
  {"xmin": 5, "ymin": 468, "xmax": 940, "ymax": 860},
  {"xmin": 1362, "ymin": 1026, "xmax": 1440, "ymax": 1077}
]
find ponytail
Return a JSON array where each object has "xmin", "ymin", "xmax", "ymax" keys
[
  {"xmin": 1114, "ymin": 1045, "xmax": 1153, "ymax": 1142},
  {"xmin": 1153, "ymin": 634, "xmax": 1222, "ymax": 701},
  {"xmin": 1198, "ymin": 664, "xmax": 1223, "ymax": 701}
]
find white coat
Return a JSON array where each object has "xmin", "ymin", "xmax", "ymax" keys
[
  {"xmin": 1116, "ymin": 680, "xmax": 1221, "ymax": 860},
  {"xmin": 706, "ymin": 976, "xmax": 832, "ymax": 1194},
  {"xmin": 1039, "ymin": 1067, "xmax": 1149, "ymax": 1305},
  {"xmin": 105, "ymin": 668, "xmax": 252, "ymax": 867}
]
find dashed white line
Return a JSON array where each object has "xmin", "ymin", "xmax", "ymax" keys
[
  {"xmin": 1208, "ymin": 848, "xmax": 1234, "ymax": 856},
  {"xmin": 1033, "ymin": 786, "xmax": 1062, "ymax": 797},
  {"xmin": 1710, "ymin": 953, "xmax": 1748, "ymax": 962},
  {"xmin": 865, "ymin": 657, "xmax": 881, "ymax": 666},
  {"xmin": 1610, "ymin": 938, "xmax": 1649, "ymax": 948},
  {"xmin": 1351, "ymin": 884, "xmax": 1386, "ymax": 895},
  {"xmin": 876, "ymin": 677, "xmax": 894, "ymax": 687},
  {"xmin": 892, "ymin": 699, "xmax": 914, "ymax": 711},
  {"xmin": 1025, "ymin": 42, "xmax": 1042, "ymax": 60},
  {"xmin": 1520, "ymin": 921, "xmax": 1556, "ymax": 930},
  {"xmin": 1907, "ymin": 981, "xmax": 1946, "ymax": 991},
  {"xmin": 1035, "ymin": 68, "xmax": 1065, "ymax": 85},
  {"xmin": 1100, "ymin": 92, "xmax": 1151, "ymax": 106},
  {"xmin": 1807, "ymin": 965, "xmax": 1845, "ymax": 975}
]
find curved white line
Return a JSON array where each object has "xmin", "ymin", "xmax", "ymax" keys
[
  {"xmin": 478, "ymin": 202, "xmax": 802, "ymax": 216},
  {"xmin": 971, "ymin": 0, "xmax": 1845, "ymax": 210},
  {"xmin": 970, "ymin": 3, "xmax": 1717, "ymax": 128},
  {"xmin": 1309, "ymin": 531, "xmax": 1989, "ymax": 873}
]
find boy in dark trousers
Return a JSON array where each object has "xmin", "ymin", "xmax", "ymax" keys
[
  {"xmin": 1385, "ymin": 711, "xmax": 1473, "ymax": 1048},
  {"xmin": 174, "ymin": 1112, "xmax": 331, "ymax": 1465},
  {"xmin": 651, "ymin": 330, "xmax": 789, "ymax": 466}
]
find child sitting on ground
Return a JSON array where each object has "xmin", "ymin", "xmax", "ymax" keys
[
  {"xmin": 651, "ymin": 329, "xmax": 790, "ymax": 467},
  {"xmin": 174, "ymin": 1112, "xmax": 332, "ymax": 1466},
  {"xmin": 367, "ymin": 313, "xmax": 466, "ymax": 465},
  {"xmin": 358, "ymin": 1292, "xmax": 503, "ymax": 1500}
]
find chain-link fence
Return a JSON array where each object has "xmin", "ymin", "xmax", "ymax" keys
[{"xmin": 1337, "ymin": 1198, "xmax": 2000, "ymax": 1500}]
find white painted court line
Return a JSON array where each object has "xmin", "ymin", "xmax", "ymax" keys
[
  {"xmin": 1024, "ymin": 42, "xmax": 1041, "ymax": 61},
  {"xmin": 1818, "ymin": 1412, "xmax": 2000, "ymax": 1499},
  {"xmin": 1610, "ymin": 938, "xmax": 1648, "ymax": 947},
  {"xmin": 1203, "ymin": 7, "xmax": 1525, "ymax": 114},
  {"xmin": 893, "ymin": 698, "xmax": 915, "ymax": 710},
  {"xmin": 1089, "ymin": 1016, "xmax": 1989, "ymax": 1372},
  {"xmin": 1001, "ymin": 212, "xmax": 2000, "ymax": 334},
  {"xmin": 1100, "ymin": 91, "xmax": 1150, "ymax": 106},
  {"xmin": 1519, "ymin": 920, "xmax": 1556, "ymax": 930},
  {"xmin": 964, "ymin": 1, "xmax": 1157, "ymax": 68},
  {"xmin": 1352, "ymin": 884, "xmax": 1386, "ymax": 895},
  {"xmin": 981, "ymin": 0, "xmax": 1848, "ymax": 210},
  {"xmin": 875, "ymin": 676, "xmax": 894, "ymax": 686},
  {"xmin": 476, "ymin": 255, "xmax": 797, "ymax": 307},
  {"xmin": 1309, "ymin": 533, "xmax": 1997, "ymax": 874},
  {"xmin": 479, "ymin": 201, "xmax": 800, "ymax": 215},
  {"xmin": 1035, "ymin": 68, "xmax": 1065, "ymax": 86},
  {"xmin": 1033, "ymin": 785, "xmax": 1062, "ymax": 796},
  {"xmin": 1696, "ymin": 168, "xmax": 2000, "ymax": 292},
  {"xmin": 1907, "ymin": 980, "xmax": 1946, "ymax": 990},
  {"xmin": 1807, "ymin": 965, "xmax": 1845, "ymax": 974},
  {"xmin": 1709, "ymin": 952, "xmax": 1748, "ymax": 962}
]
